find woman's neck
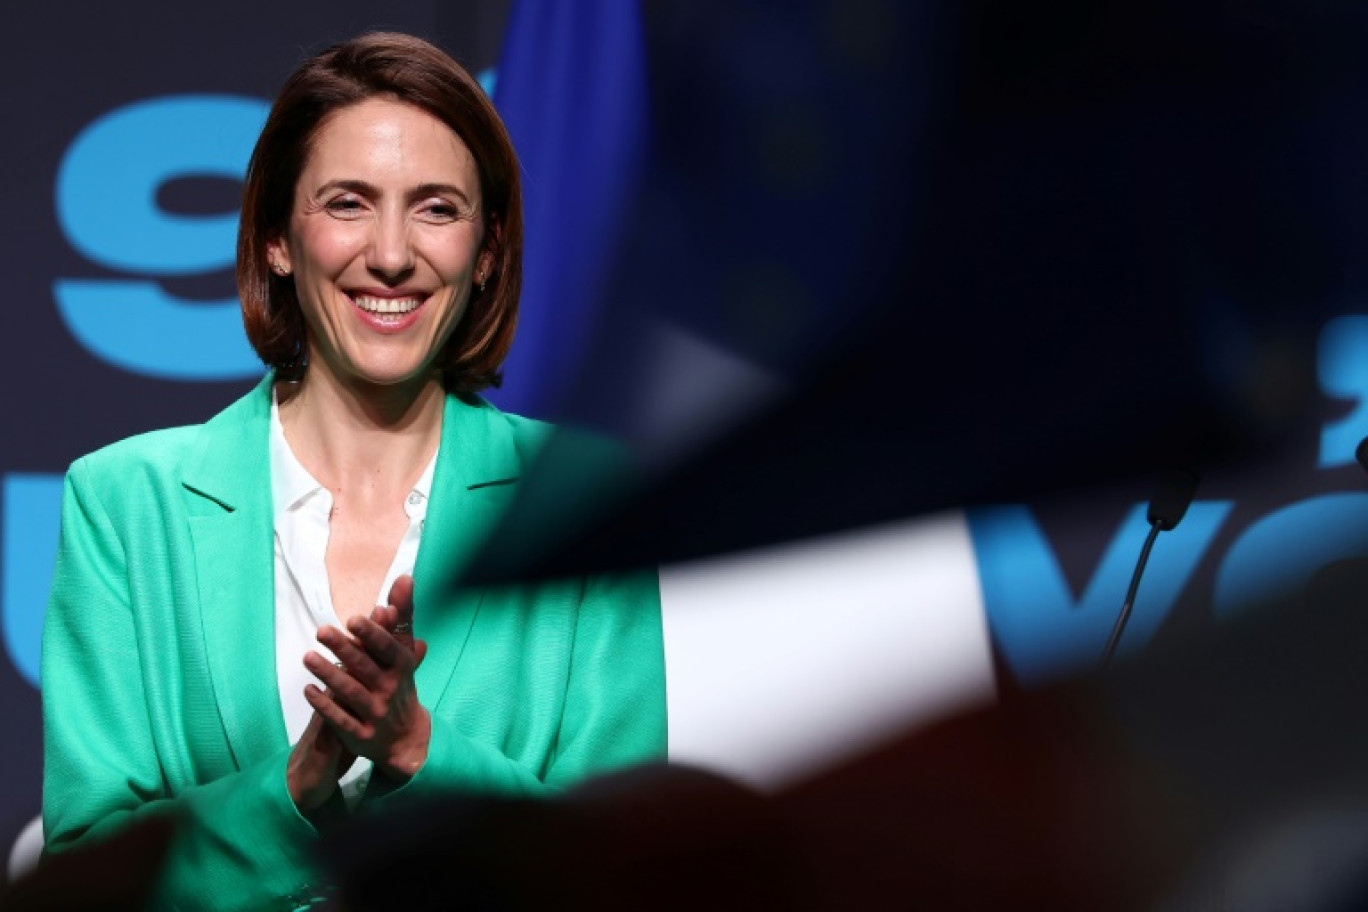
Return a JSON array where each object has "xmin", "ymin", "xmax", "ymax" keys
[{"xmin": 277, "ymin": 365, "xmax": 445, "ymax": 497}]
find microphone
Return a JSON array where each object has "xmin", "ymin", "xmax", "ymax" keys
[
  {"xmin": 1101, "ymin": 469, "xmax": 1199, "ymax": 666},
  {"xmin": 1146, "ymin": 468, "xmax": 1198, "ymax": 531}
]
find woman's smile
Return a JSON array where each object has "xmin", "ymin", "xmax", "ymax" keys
[{"xmin": 348, "ymin": 290, "xmax": 430, "ymax": 331}]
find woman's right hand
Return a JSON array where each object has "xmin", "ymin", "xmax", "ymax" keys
[
  {"xmin": 286, "ymin": 710, "xmax": 355, "ymax": 812},
  {"xmin": 305, "ymin": 576, "xmax": 430, "ymax": 784}
]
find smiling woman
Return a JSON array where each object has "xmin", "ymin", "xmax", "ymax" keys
[{"xmin": 40, "ymin": 32, "xmax": 666, "ymax": 911}]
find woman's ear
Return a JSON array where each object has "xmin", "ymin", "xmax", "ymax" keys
[
  {"xmin": 266, "ymin": 236, "xmax": 292, "ymax": 276},
  {"xmin": 478, "ymin": 215, "xmax": 501, "ymax": 283}
]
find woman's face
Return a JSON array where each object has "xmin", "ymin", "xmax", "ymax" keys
[{"xmin": 268, "ymin": 96, "xmax": 492, "ymax": 392}]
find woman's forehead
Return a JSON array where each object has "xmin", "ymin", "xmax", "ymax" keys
[{"xmin": 302, "ymin": 97, "xmax": 478, "ymax": 191}]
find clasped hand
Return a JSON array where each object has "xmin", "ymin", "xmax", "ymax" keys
[{"xmin": 287, "ymin": 575, "xmax": 430, "ymax": 811}]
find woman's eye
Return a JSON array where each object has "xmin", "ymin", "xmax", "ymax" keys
[
  {"xmin": 325, "ymin": 197, "xmax": 365, "ymax": 217},
  {"xmin": 420, "ymin": 201, "xmax": 460, "ymax": 222}
]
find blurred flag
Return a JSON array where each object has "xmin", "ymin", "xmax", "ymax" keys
[{"xmin": 489, "ymin": 0, "xmax": 650, "ymax": 418}]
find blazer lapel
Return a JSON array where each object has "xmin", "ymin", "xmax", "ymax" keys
[
  {"xmin": 413, "ymin": 395, "xmax": 524, "ymax": 703},
  {"xmin": 182, "ymin": 374, "xmax": 287, "ymax": 769}
]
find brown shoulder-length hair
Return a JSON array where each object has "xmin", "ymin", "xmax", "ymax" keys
[{"xmin": 237, "ymin": 31, "xmax": 522, "ymax": 394}]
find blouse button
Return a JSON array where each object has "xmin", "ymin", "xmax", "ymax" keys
[{"xmin": 408, "ymin": 492, "xmax": 422, "ymax": 506}]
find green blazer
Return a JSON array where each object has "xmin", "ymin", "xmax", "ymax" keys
[{"xmin": 42, "ymin": 374, "xmax": 667, "ymax": 911}]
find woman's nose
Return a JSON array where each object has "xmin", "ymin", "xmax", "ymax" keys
[{"xmin": 366, "ymin": 210, "xmax": 415, "ymax": 278}]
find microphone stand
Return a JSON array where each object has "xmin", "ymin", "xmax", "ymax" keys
[
  {"xmin": 1101, "ymin": 519, "xmax": 1162, "ymax": 666},
  {"xmin": 1101, "ymin": 468, "xmax": 1198, "ymax": 668}
]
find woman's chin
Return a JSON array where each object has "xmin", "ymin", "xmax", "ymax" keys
[
  {"xmin": 349, "ymin": 369, "xmax": 439, "ymax": 393},
  {"xmin": 310, "ymin": 352, "xmax": 442, "ymax": 392}
]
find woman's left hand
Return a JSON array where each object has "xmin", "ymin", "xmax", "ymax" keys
[{"xmin": 303, "ymin": 576, "xmax": 431, "ymax": 782}]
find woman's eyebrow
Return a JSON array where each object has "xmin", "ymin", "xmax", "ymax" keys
[
  {"xmin": 312, "ymin": 178, "xmax": 378, "ymax": 198},
  {"xmin": 311, "ymin": 179, "xmax": 472, "ymax": 206},
  {"xmin": 410, "ymin": 182, "xmax": 473, "ymax": 206}
]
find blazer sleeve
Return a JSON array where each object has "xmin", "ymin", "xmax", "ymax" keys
[
  {"xmin": 363, "ymin": 568, "xmax": 668, "ymax": 804},
  {"xmin": 543, "ymin": 568, "xmax": 668, "ymax": 787},
  {"xmin": 42, "ymin": 459, "xmax": 328, "ymax": 911}
]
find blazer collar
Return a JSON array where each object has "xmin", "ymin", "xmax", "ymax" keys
[
  {"xmin": 181, "ymin": 372, "xmax": 276, "ymax": 512},
  {"xmin": 181, "ymin": 376, "xmax": 523, "ymax": 511},
  {"xmin": 178, "ymin": 374, "xmax": 526, "ymax": 764}
]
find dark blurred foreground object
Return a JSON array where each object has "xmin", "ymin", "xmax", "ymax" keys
[
  {"xmin": 328, "ymin": 766, "xmax": 804, "ymax": 911},
  {"xmin": 326, "ymin": 560, "xmax": 1368, "ymax": 910},
  {"xmin": 473, "ymin": 0, "xmax": 1368, "ymax": 582},
  {"xmin": 0, "ymin": 815, "xmax": 173, "ymax": 911}
]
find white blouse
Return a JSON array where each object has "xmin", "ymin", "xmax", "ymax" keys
[{"xmin": 269, "ymin": 388, "xmax": 436, "ymax": 806}]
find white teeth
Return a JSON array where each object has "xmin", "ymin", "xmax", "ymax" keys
[{"xmin": 352, "ymin": 295, "xmax": 422, "ymax": 314}]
